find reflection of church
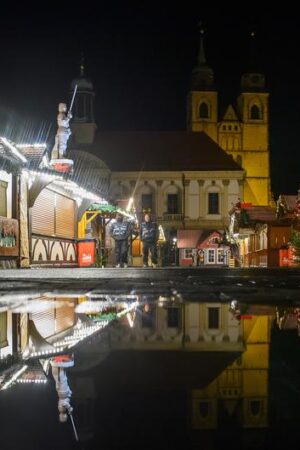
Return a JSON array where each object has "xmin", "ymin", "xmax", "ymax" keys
[
  {"xmin": 1, "ymin": 294, "xmax": 274, "ymax": 447},
  {"xmin": 109, "ymin": 300, "xmax": 272, "ymax": 430}
]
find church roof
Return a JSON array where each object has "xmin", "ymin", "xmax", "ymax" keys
[
  {"xmin": 81, "ymin": 131, "xmax": 242, "ymax": 172},
  {"xmin": 70, "ymin": 76, "xmax": 94, "ymax": 91}
]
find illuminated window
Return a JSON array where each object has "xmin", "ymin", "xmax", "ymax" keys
[
  {"xmin": 207, "ymin": 249, "xmax": 215, "ymax": 263},
  {"xmin": 217, "ymin": 249, "xmax": 224, "ymax": 263},
  {"xmin": 184, "ymin": 248, "xmax": 193, "ymax": 259},
  {"xmin": 199, "ymin": 102, "xmax": 209, "ymax": 119}
]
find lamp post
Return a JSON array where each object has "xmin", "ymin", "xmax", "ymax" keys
[{"xmin": 172, "ymin": 237, "xmax": 177, "ymax": 266}]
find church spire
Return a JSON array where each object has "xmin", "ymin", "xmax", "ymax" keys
[
  {"xmin": 191, "ymin": 24, "xmax": 214, "ymax": 91},
  {"xmin": 241, "ymin": 30, "xmax": 266, "ymax": 92},
  {"xmin": 198, "ymin": 26, "xmax": 206, "ymax": 66},
  {"xmin": 80, "ymin": 53, "xmax": 85, "ymax": 77}
]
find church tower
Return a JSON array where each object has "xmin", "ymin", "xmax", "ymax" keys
[
  {"xmin": 236, "ymin": 32, "xmax": 271, "ymax": 206},
  {"xmin": 187, "ymin": 28, "xmax": 218, "ymax": 141},
  {"xmin": 189, "ymin": 29, "xmax": 271, "ymax": 207},
  {"xmin": 70, "ymin": 56, "xmax": 97, "ymax": 145}
]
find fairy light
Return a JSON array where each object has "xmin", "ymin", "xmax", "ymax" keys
[
  {"xmin": 21, "ymin": 169, "xmax": 108, "ymax": 204},
  {"xmin": 17, "ymin": 379, "xmax": 47, "ymax": 384},
  {"xmin": 16, "ymin": 143, "xmax": 47, "ymax": 149}
]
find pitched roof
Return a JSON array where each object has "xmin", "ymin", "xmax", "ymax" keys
[
  {"xmin": 282, "ymin": 195, "xmax": 297, "ymax": 211},
  {"xmin": 238, "ymin": 205, "xmax": 276, "ymax": 223},
  {"xmin": 177, "ymin": 229, "xmax": 220, "ymax": 248},
  {"xmin": 177, "ymin": 230, "xmax": 203, "ymax": 248},
  {"xmin": 73, "ymin": 131, "xmax": 242, "ymax": 172}
]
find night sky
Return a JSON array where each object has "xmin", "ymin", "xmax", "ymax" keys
[{"xmin": 0, "ymin": 4, "xmax": 298, "ymax": 196}]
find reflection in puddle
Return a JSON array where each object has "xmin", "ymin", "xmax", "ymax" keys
[{"xmin": 1, "ymin": 292, "xmax": 300, "ymax": 448}]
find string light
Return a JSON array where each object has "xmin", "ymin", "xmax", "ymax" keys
[
  {"xmin": 1, "ymin": 365, "xmax": 28, "ymax": 390},
  {"xmin": 1, "ymin": 137, "xmax": 27, "ymax": 163},
  {"xmin": 21, "ymin": 169, "xmax": 108, "ymax": 204},
  {"xmin": 16, "ymin": 143, "xmax": 47, "ymax": 149},
  {"xmin": 25, "ymin": 302, "xmax": 139, "ymax": 360}
]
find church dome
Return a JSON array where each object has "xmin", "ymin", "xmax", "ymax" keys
[
  {"xmin": 70, "ymin": 76, "xmax": 94, "ymax": 92},
  {"xmin": 70, "ymin": 56, "xmax": 94, "ymax": 92}
]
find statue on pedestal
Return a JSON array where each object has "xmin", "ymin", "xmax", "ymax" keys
[
  {"xmin": 50, "ymin": 85, "xmax": 77, "ymax": 173},
  {"xmin": 51, "ymin": 103, "xmax": 72, "ymax": 160}
]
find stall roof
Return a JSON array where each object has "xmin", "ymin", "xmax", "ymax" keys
[{"xmin": 177, "ymin": 230, "xmax": 204, "ymax": 249}]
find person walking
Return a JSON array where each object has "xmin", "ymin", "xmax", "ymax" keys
[
  {"xmin": 140, "ymin": 213, "xmax": 159, "ymax": 267},
  {"xmin": 109, "ymin": 212, "xmax": 132, "ymax": 268}
]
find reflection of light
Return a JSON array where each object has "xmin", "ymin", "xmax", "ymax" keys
[
  {"xmin": 158, "ymin": 224, "xmax": 166, "ymax": 241},
  {"xmin": 126, "ymin": 197, "xmax": 134, "ymax": 212},
  {"xmin": 116, "ymin": 209, "xmax": 135, "ymax": 220},
  {"xmin": 17, "ymin": 379, "xmax": 47, "ymax": 384},
  {"xmin": 75, "ymin": 300, "xmax": 115, "ymax": 314},
  {"xmin": 1, "ymin": 365, "xmax": 28, "ymax": 390},
  {"xmin": 25, "ymin": 300, "xmax": 139, "ymax": 359},
  {"xmin": 126, "ymin": 311, "xmax": 136, "ymax": 328},
  {"xmin": 172, "ymin": 237, "xmax": 177, "ymax": 244},
  {"xmin": 16, "ymin": 143, "xmax": 47, "ymax": 149}
]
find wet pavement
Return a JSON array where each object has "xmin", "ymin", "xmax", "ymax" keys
[
  {"xmin": 1, "ymin": 274, "xmax": 300, "ymax": 449},
  {"xmin": 1, "ymin": 267, "xmax": 300, "ymax": 302}
]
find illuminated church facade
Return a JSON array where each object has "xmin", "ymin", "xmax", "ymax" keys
[{"xmin": 187, "ymin": 31, "xmax": 271, "ymax": 207}]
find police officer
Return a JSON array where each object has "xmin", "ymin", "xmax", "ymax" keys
[
  {"xmin": 109, "ymin": 212, "xmax": 132, "ymax": 268},
  {"xmin": 140, "ymin": 213, "xmax": 159, "ymax": 267}
]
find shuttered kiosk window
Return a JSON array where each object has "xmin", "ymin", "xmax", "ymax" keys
[
  {"xmin": 0, "ymin": 312, "xmax": 8, "ymax": 348},
  {"xmin": 30, "ymin": 298, "xmax": 76, "ymax": 339},
  {"xmin": 0, "ymin": 180, "xmax": 8, "ymax": 217},
  {"xmin": 31, "ymin": 188, "xmax": 55, "ymax": 236},
  {"xmin": 31, "ymin": 188, "xmax": 75, "ymax": 239}
]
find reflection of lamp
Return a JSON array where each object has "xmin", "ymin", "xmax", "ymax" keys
[{"xmin": 172, "ymin": 237, "xmax": 177, "ymax": 245}]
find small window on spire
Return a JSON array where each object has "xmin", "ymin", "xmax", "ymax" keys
[
  {"xmin": 199, "ymin": 102, "xmax": 209, "ymax": 119},
  {"xmin": 250, "ymin": 104, "xmax": 261, "ymax": 120}
]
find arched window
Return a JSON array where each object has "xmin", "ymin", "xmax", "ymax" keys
[
  {"xmin": 199, "ymin": 102, "xmax": 209, "ymax": 119},
  {"xmin": 250, "ymin": 104, "xmax": 261, "ymax": 120}
]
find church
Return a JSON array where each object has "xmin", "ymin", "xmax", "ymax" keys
[{"xmin": 68, "ymin": 32, "xmax": 271, "ymax": 265}]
